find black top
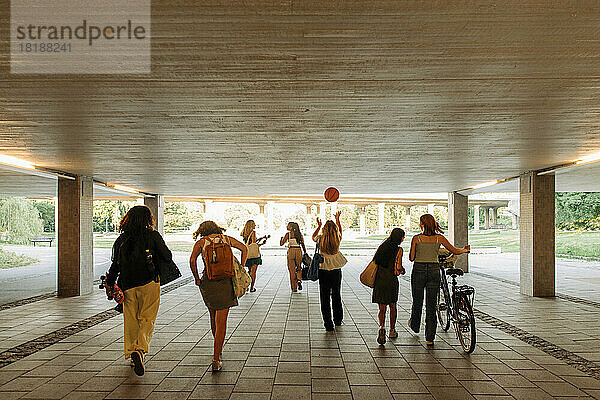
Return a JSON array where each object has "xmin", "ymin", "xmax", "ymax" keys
[
  {"xmin": 373, "ymin": 240, "xmax": 400, "ymax": 269},
  {"xmin": 106, "ymin": 230, "xmax": 172, "ymax": 291}
]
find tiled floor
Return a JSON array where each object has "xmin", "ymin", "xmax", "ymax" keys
[{"xmin": 1, "ymin": 253, "xmax": 599, "ymax": 399}]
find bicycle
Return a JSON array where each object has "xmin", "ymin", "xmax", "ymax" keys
[{"xmin": 436, "ymin": 251, "xmax": 476, "ymax": 353}]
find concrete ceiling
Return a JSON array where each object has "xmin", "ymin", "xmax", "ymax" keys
[{"xmin": 1, "ymin": 1, "xmax": 600, "ymax": 196}]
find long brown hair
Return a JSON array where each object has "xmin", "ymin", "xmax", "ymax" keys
[
  {"xmin": 193, "ymin": 220, "xmax": 225, "ymax": 240},
  {"xmin": 119, "ymin": 205, "xmax": 154, "ymax": 235},
  {"xmin": 241, "ymin": 220, "xmax": 255, "ymax": 243},
  {"xmin": 319, "ymin": 220, "xmax": 340, "ymax": 255},
  {"xmin": 287, "ymin": 222, "xmax": 304, "ymax": 246},
  {"xmin": 420, "ymin": 214, "xmax": 443, "ymax": 236}
]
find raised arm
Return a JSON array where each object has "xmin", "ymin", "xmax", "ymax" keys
[
  {"xmin": 312, "ymin": 218, "xmax": 322, "ymax": 242},
  {"xmin": 334, "ymin": 211, "xmax": 342, "ymax": 239},
  {"xmin": 280, "ymin": 232, "xmax": 289, "ymax": 246},
  {"xmin": 189, "ymin": 239, "xmax": 204, "ymax": 286},
  {"xmin": 228, "ymin": 236, "xmax": 249, "ymax": 268},
  {"xmin": 438, "ymin": 235, "xmax": 470, "ymax": 255}
]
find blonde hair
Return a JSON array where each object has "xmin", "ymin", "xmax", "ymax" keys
[
  {"xmin": 240, "ymin": 220, "xmax": 255, "ymax": 243},
  {"xmin": 319, "ymin": 220, "xmax": 340, "ymax": 255},
  {"xmin": 193, "ymin": 221, "xmax": 225, "ymax": 240}
]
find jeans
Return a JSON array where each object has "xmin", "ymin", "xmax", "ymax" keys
[
  {"xmin": 409, "ymin": 262, "xmax": 440, "ymax": 342},
  {"xmin": 318, "ymin": 269, "xmax": 343, "ymax": 329}
]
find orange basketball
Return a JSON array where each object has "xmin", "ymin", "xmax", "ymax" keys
[{"xmin": 324, "ymin": 187, "xmax": 340, "ymax": 202}]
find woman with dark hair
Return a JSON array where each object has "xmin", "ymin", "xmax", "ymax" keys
[
  {"xmin": 106, "ymin": 205, "xmax": 173, "ymax": 376},
  {"xmin": 372, "ymin": 228, "xmax": 406, "ymax": 345},
  {"xmin": 312, "ymin": 211, "xmax": 347, "ymax": 331},
  {"xmin": 190, "ymin": 221, "xmax": 248, "ymax": 372},
  {"xmin": 408, "ymin": 214, "xmax": 470, "ymax": 346},
  {"xmin": 280, "ymin": 221, "xmax": 307, "ymax": 292}
]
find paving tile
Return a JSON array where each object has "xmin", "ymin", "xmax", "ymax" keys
[
  {"xmin": 21, "ymin": 383, "xmax": 80, "ymax": 399},
  {"xmin": 312, "ymin": 378, "xmax": 351, "ymax": 393},
  {"xmin": 272, "ymin": 385, "xmax": 311, "ymax": 400},
  {"xmin": 386, "ymin": 378, "xmax": 429, "ymax": 394},
  {"xmin": 146, "ymin": 392, "xmax": 191, "ymax": 400},
  {"xmin": 189, "ymin": 384, "xmax": 234, "ymax": 399},
  {"xmin": 347, "ymin": 373, "xmax": 386, "ymax": 386},
  {"xmin": 460, "ymin": 380, "xmax": 509, "ymax": 395},
  {"xmin": 427, "ymin": 385, "xmax": 476, "ymax": 400},
  {"xmin": 233, "ymin": 377, "xmax": 274, "ymax": 393},
  {"xmin": 351, "ymin": 385, "xmax": 393, "ymax": 399},
  {"xmin": 105, "ymin": 384, "xmax": 157, "ymax": 399},
  {"xmin": 504, "ymin": 387, "xmax": 555, "ymax": 400},
  {"xmin": 275, "ymin": 372, "xmax": 312, "ymax": 385},
  {"xmin": 155, "ymin": 377, "xmax": 200, "ymax": 391}
]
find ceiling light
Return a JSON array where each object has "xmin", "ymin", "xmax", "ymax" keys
[
  {"xmin": 471, "ymin": 180, "xmax": 499, "ymax": 190},
  {"xmin": 575, "ymin": 151, "xmax": 600, "ymax": 165},
  {"xmin": 110, "ymin": 184, "xmax": 140, "ymax": 194},
  {"xmin": 0, "ymin": 154, "xmax": 36, "ymax": 170}
]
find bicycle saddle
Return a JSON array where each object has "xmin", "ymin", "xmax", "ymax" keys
[{"xmin": 445, "ymin": 268, "xmax": 464, "ymax": 276}]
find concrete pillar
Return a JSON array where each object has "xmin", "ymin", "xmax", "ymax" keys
[
  {"xmin": 511, "ymin": 214, "xmax": 519, "ymax": 229},
  {"xmin": 474, "ymin": 205, "xmax": 480, "ymax": 231},
  {"xmin": 266, "ymin": 201, "xmax": 274, "ymax": 232},
  {"xmin": 204, "ymin": 200, "xmax": 213, "ymax": 220},
  {"xmin": 144, "ymin": 195, "xmax": 165, "ymax": 235},
  {"xmin": 491, "ymin": 207, "xmax": 498, "ymax": 226},
  {"xmin": 484, "ymin": 207, "xmax": 490, "ymax": 230},
  {"xmin": 427, "ymin": 203, "xmax": 435, "ymax": 215},
  {"xmin": 520, "ymin": 172, "xmax": 555, "ymax": 297},
  {"xmin": 378, "ymin": 203, "xmax": 385, "ymax": 235},
  {"xmin": 405, "ymin": 206, "xmax": 411, "ymax": 231},
  {"xmin": 305, "ymin": 204, "xmax": 313, "ymax": 232},
  {"xmin": 448, "ymin": 192, "xmax": 469, "ymax": 272},
  {"xmin": 258, "ymin": 203, "xmax": 266, "ymax": 232},
  {"xmin": 359, "ymin": 207, "xmax": 366, "ymax": 236},
  {"xmin": 57, "ymin": 176, "xmax": 94, "ymax": 297}
]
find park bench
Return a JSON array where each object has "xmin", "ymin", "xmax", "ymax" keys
[{"xmin": 29, "ymin": 236, "xmax": 54, "ymax": 247}]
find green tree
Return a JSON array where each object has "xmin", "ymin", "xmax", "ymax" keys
[
  {"xmin": 165, "ymin": 202, "xmax": 192, "ymax": 231},
  {"xmin": 0, "ymin": 197, "xmax": 44, "ymax": 244},
  {"xmin": 556, "ymin": 192, "xmax": 600, "ymax": 223},
  {"xmin": 33, "ymin": 200, "xmax": 55, "ymax": 232}
]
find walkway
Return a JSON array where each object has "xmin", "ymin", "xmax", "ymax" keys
[
  {"xmin": 0, "ymin": 253, "xmax": 599, "ymax": 399},
  {"xmin": 0, "ymin": 247, "xmax": 192, "ymax": 305}
]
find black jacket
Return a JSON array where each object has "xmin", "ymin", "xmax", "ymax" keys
[{"xmin": 106, "ymin": 230, "xmax": 172, "ymax": 291}]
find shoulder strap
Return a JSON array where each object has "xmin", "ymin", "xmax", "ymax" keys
[{"xmin": 417, "ymin": 235, "xmax": 422, "ymax": 243}]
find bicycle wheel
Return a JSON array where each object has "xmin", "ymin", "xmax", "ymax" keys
[
  {"xmin": 455, "ymin": 293, "xmax": 476, "ymax": 353},
  {"xmin": 436, "ymin": 283, "xmax": 451, "ymax": 332}
]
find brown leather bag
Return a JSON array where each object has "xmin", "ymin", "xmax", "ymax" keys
[{"xmin": 203, "ymin": 235, "xmax": 234, "ymax": 280}]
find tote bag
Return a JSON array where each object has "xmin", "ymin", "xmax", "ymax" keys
[
  {"xmin": 247, "ymin": 242, "xmax": 260, "ymax": 259},
  {"xmin": 303, "ymin": 243, "xmax": 322, "ymax": 282},
  {"xmin": 232, "ymin": 257, "xmax": 252, "ymax": 298},
  {"xmin": 360, "ymin": 261, "xmax": 378, "ymax": 288}
]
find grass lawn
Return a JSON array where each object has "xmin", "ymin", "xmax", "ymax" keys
[{"xmin": 0, "ymin": 248, "xmax": 39, "ymax": 269}]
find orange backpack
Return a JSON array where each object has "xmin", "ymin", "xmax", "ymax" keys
[{"xmin": 202, "ymin": 235, "xmax": 234, "ymax": 280}]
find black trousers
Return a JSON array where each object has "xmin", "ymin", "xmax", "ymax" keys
[
  {"xmin": 409, "ymin": 262, "xmax": 441, "ymax": 342},
  {"xmin": 318, "ymin": 269, "xmax": 343, "ymax": 329}
]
